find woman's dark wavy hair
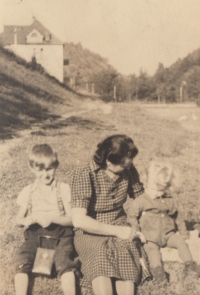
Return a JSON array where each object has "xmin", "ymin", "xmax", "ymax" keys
[{"xmin": 93, "ymin": 134, "xmax": 138, "ymax": 167}]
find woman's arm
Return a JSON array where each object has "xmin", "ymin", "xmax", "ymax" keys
[
  {"xmin": 51, "ymin": 215, "xmax": 73, "ymax": 227},
  {"xmin": 128, "ymin": 164, "xmax": 144, "ymax": 198},
  {"xmin": 126, "ymin": 197, "xmax": 141, "ymax": 231},
  {"xmin": 72, "ymin": 207, "xmax": 132, "ymax": 239}
]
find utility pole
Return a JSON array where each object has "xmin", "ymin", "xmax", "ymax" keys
[
  {"xmin": 114, "ymin": 86, "xmax": 116, "ymax": 101},
  {"xmin": 136, "ymin": 87, "xmax": 138, "ymax": 100},
  {"xmin": 180, "ymin": 81, "xmax": 186, "ymax": 102},
  {"xmin": 92, "ymin": 83, "xmax": 95, "ymax": 94},
  {"xmin": 180, "ymin": 86, "xmax": 183, "ymax": 103}
]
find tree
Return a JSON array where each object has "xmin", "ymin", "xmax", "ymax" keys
[
  {"xmin": 90, "ymin": 69, "xmax": 118, "ymax": 98},
  {"xmin": 137, "ymin": 70, "xmax": 155, "ymax": 100}
]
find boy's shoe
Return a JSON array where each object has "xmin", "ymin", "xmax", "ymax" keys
[
  {"xmin": 151, "ymin": 266, "xmax": 169, "ymax": 287},
  {"xmin": 183, "ymin": 261, "xmax": 200, "ymax": 279}
]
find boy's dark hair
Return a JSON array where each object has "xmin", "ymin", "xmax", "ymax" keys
[
  {"xmin": 93, "ymin": 134, "xmax": 138, "ymax": 167},
  {"xmin": 29, "ymin": 144, "xmax": 59, "ymax": 169}
]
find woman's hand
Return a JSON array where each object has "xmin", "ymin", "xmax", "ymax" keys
[
  {"xmin": 115, "ymin": 227, "xmax": 146, "ymax": 243},
  {"xmin": 115, "ymin": 226, "xmax": 132, "ymax": 240}
]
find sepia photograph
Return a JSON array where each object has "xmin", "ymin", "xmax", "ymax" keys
[{"xmin": 0, "ymin": 0, "xmax": 200, "ymax": 294}]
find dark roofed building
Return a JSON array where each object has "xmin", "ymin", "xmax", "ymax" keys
[{"xmin": 0, "ymin": 18, "xmax": 64, "ymax": 82}]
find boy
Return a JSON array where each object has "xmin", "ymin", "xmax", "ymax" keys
[
  {"xmin": 14, "ymin": 144, "xmax": 79, "ymax": 295},
  {"xmin": 127, "ymin": 159, "xmax": 200, "ymax": 284}
]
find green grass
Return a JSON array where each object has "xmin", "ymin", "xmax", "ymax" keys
[{"xmin": 1, "ymin": 101, "xmax": 200, "ymax": 294}]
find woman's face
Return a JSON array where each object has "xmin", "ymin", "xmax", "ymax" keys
[{"xmin": 106, "ymin": 157, "xmax": 133, "ymax": 174}]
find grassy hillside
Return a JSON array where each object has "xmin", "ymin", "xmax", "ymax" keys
[
  {"xmin": 64, "ymin": 42, "xmax": 116, "ymax": 89},
  {"xmin": 152, "ymin": 48, "xmax": 200, "ymax": 102},
  {"xmin": 0, "ymin": 45, "xmax": 88, "ymax": 140}
]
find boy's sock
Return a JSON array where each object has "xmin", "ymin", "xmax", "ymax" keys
[{"xmin": 151, "ymin": 266, "xmax": 168, "ymax": 285}]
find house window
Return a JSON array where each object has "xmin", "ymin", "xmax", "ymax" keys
[
  {"xmin": 31, "ymin": 32, "xmax": 38, "ymax": 38},
  {"xmin": 26, "ymin": 30, "xmax": 44, "ymax": 43}
]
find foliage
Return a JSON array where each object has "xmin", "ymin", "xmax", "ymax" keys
[
  {"xmin": 63, "ymin": 41, "xmax": 200, "ymax": 103},
  {"xmin": 63, "ymin": 42, "xmax": 116, "ymax": 90},
  {"xmin": 152, "ymin": 49, "xmax": 200, "ymax": 102}
]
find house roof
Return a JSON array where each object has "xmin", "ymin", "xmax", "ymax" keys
[{"xmin": 0, "ymin": 19, "xmax": 64, "ymax": 46}]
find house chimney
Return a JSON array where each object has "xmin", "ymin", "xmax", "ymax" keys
[{"xmin": 14, "ymin": 28, "xmax": 17, "ymax": 46}]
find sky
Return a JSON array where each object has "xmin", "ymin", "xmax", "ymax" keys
[{"xmin": 1, "ymin": 0, "xmax": 200, "ymax": 76}]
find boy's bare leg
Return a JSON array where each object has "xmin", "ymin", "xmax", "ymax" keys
[
  {"xmin": 15, "ymin": 273, "xmax": 29, "ymax": 295},
  {"xmin": 92, "ymin": 276, "xmax": 113, "ymax": 295},
  {"xmin": 61, "ymin": 271, "xmax": 76, "ymax": 295},
  {"xmin": 116, "ymin": 280, "xmax": 135, "ymax": 295}
]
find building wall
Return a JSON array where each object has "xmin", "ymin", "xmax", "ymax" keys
[{"xmin": 5, "ymin": 44, "xmax": 63, "ymax": 82}]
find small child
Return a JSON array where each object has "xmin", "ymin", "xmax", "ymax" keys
[
  {"xmin": 14, "ymin": 144, "xmax": 79, "ymax": 295},
  {"xmin": 127, "ymin": 159, "xmax": 200, "ymax": 284}
]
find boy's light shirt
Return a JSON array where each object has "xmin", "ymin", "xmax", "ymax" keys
[{"xmin": 17, "ymin": 179, "xmax": 71, "ymax": 219}]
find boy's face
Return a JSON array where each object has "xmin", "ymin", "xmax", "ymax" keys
[
  {"xmin": 147, "ymin": 161, "xmax": 172, "ymax": 196},
  {"xmin": 31, "ymin": 157, "xmax": 57, "ymax": 185}
]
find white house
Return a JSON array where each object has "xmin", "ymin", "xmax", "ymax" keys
[{"xmin": 0, "ymin": 18, "xmax": 64, "ymax": 82}]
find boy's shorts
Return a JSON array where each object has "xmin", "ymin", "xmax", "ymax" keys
[{"xmin": 14, "ymin": 224, "xmax": 79, "ymax": 276}]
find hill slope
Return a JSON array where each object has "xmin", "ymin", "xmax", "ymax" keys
[
  {"xmin": 153, "ymin": 48, "xmax": 200, "ymax": 102},
  {"xmin": 0, "ymin": 45, "xmax": 87, "ymax": 140},
  {"xmin": 64, "ymin": 42, "xmax": 116, "ymax": 89}
]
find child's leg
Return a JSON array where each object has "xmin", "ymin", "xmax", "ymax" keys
[
  {"xmin": 14, "ymin": 230, "xmax": 38, "ymax": 295},
  {"xmin": 167, "ymin": 233, "xmax": 193, "ymax": 262},
  {"xmin": 144, "ymin": 242, "xmax": 167, "ymax": 283},
  {"xmin": 115, "ymin": 280, "xmax": 135, "ymax": 295},
  {"xmin": 61, "ymin": 271, "xmax": 76, "ymax": 295},
  {"xmin": 15, "ymin": 273, "xmax": 29, "ymax": 295},
  {"xmin": 92, "ymin": 276, "xmax": 113, "ymax": 295},
  {"xmin": 54, "ymin": 229, "xmax": 79, "ymax": 294},
  {"xmin": 167, "ymin": 233, "xmax": 200, "ymax": 278},
  {"xmin": 144, "ymin": 242, "xmax": 162, "ymax": 268}
]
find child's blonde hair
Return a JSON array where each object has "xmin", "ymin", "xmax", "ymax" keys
[
  {"xmin": 146, "ymin": 158, "xmax": 180, "ymax": 191},
  {"xmin": 29, "ymin": 144, "xmax": 59, "ymax": 170}
]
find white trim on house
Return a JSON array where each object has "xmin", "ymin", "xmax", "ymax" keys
[{"xmin": 26, "ymin": 29, "xmax": 44, "ymax": 44}]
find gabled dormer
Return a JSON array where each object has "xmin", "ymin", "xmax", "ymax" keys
[{"xmin": 26, "ymin": 29, "xmax": 44, "ymax": 44}]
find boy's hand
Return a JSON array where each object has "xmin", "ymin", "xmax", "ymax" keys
[
  {"xmin": 36, "ymin": 216, "xmax": 53, "ymax": 228},
  {"xmin": 23, "ymin": 216, "xmax": 36, "ymax": 227}
]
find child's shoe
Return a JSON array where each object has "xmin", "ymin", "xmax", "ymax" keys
[
  {"xmin": 183, "ymin": 261, "xmax": 200, "ymax": 279},
  {"xmin": 151, "ymin": 266, "xmax": 169, "ymax": 286}
]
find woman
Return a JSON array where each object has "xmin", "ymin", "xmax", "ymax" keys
[{"xmin": 70, "ymin": 134, "xmax": 150, "ymax": 295}]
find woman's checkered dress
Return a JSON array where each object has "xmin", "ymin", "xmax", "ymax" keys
[{"xmin": 71, "ymin": 160, "xmax": 151, "ymax": 287}]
